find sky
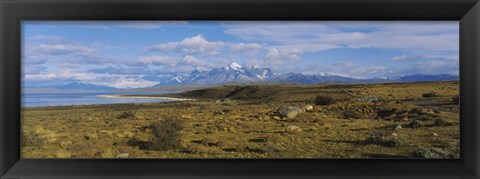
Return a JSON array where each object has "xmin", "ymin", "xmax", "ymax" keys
[{"xmin": 22, "ymin": 21, "xmax": 459, "ymax": 89}]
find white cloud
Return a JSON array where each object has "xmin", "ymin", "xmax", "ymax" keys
[
  {"xmin": 139, "ymin": 55, "xmax": 178, "ymax": 67},
  {"xmin": 75, "ymin": 21, "xmax": 188, "ymax": 30},
  {"xmin": 147, "ymin": 34, "xmax": 226, "ymax": 55},
  {"xmin": 23, "ymin": 66, "xmax": 47, "ymax": 75},
  {"xmin": 223, "ymin": 21, "xmax": 459, "ymax": 52},
  {"xmin": 25, "ymin": 69, "xmax": 159, "ymax": 88},
  {"xmin": 24, "ymin": 36, "xmax": 95, "ymax": 66},
  {"xmin": 24, "ymin": 73, "xmax": 57, "ymax": 81},
  {"xmin": 138, "ymin": 55, "xmax": 215, "ymax": 72},
  {"xmin": 22, "ymin": 55, "xmax": 48, "ymax": 65},
  {"xmin": 266, "ymin": 48, "xmax": 302, "ymax": 61},
  {"xmin": 391, "ymin": 55, "xmax": 409, "ymax": 61},
  {"xmin": 229, "ymin": 43, "xmax": 263, "ymax": 54},
  {"xmin": 29, "ymin": 44, "xmax": 94, "ymax": 55},
  {"xmin": 93, "ymin": 76, "xmax": 159, "ymax": 88},
  {"xmin": 81, "ymin": 25, "xmax": 113, "ymax": 30},
  {"xmin": 115, "ymin": 21, "xmax": 188, "ymax": 30}
]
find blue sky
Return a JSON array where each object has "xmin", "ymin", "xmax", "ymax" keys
[{"xmin": 22, "ymin": 21, "xmax": 459, "ymax": 88}]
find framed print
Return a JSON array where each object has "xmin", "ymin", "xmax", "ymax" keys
[{"xmin": 1, "ymin": 0, "xmax": 479, "ymax": 178}]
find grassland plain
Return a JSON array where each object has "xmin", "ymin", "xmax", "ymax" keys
[{"xmin": 21, "ymin": 81, "xmax": 460, "ymax": 159}]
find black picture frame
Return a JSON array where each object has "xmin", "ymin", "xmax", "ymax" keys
[{"xmin": 1, "ymin": 0, "xmax": 479, "ymax": 178}]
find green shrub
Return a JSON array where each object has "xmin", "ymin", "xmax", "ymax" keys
[
  {"xmin": 342, "ymin": 110, "xmax": 363, "ymax": 119},
  {"xmin": 146, "ymin": 118, "xmax": 185, "ymax": 151},
  {"xmin": 315, "ymin": 95, "xmax": 337, "ymax": 105},
  {"xmin": 416, "ymin": 115, "xmax": 437, "ymax": 121},
  {"xmin": 434, "ymin": 118, "xmax": 453, "ymax": 126},
  {"xmin": 422, "ymin": 92, "xmax": 438, "ymax": 98},
  {"xmin": 364, "ymin": 130, "xmax": 388, "ymax": 144},
  {"xmin": 363, "ymin": 130, "xmax": 404, "ymax": 147},
  {"xmin": 117, "ymin": 111, "xmax": 136, "ymax": 119},
  {"xmin": 383, "ymin": 138, "xmax": 406, "ymax": 147},
  {"xmin": 21, "ymin": 129, "xmax": 43, "ymax": 147},
  {"xmin": 414, "ymin": 147, "xmax": 452, "ymax": 158},
  {"xmin": 376, "ymin": 108, "xmax": 397, "ymax": 119},
  {"xmin": 407, "ymin": 120, "xmax": 424, "ymax": 128}
]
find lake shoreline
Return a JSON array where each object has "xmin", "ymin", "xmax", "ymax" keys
[{"xmin": 96, "ymin": 95, "xmax": 194, "ymax": 101}]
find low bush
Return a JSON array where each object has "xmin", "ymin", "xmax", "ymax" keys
[
  {"xmin": 416, "ymin": 114, "xmax": 437, "ymax": 121},
  {"xmin": 21, "ymin": 129, "xmax": 43, "ymax": 147},
  {"xmin": 407, "ymin": 120, "xmax": 424, "ymax": 128},
  {"xmin": 422, "ymin": 92, "xmax": 438, "ymax": 98},
  {"xmin": 376, "ymin": 108, "xmax": 397, "ymax": 119},
  {"xmin": 201, "ymin": 136, "xmax": 219, "ymax": 146},
  {"xmin": 452, "ymin": 95, "xmax": 459, "ymax": 104},
  {"xmin": 383, "ymin": 138, "xmax": 406, "ymax": 147},
  {"xmin": 364, "ymin": 130, "xmax": 405, "ymax": 147},
  {"xmin": 145, "ymin": 118, "xmax": 185, "ymax": 151},
  {"xmin": 414, "ymin": 147, "xmax": 452, "ymax": 158},
  {"xmin": 117, "ymin": 111, "xmax": 136, "ymax": 119},
  {"xmin": 342, "ymin": 110, "xmax": 363, "ymax": 119},
  {"xmin": 186, "ymin": 145, "xmax": 210, "ymax": 154},
  {"xmin": 434, "ymin": 118, "xmax": 453, "ymax": 126},
  {"xmin": 315, "ymin": 95, "xmax": 337, "ymax": 105}
]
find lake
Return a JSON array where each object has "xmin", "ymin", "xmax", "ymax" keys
[{"xmin": 22, "ymin": 92, "xmax": 173, "ymax": 107}]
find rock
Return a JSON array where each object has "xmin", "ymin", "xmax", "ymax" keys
[
  {"xmin": 303, "ymin": 105, "xmax": 314, "ymax": 112},
  {"xmin": 394, "ymin": 125, "xmax": 402, "ymax": 130},
  {"xmin": 391, "ymin": 133, "xmax": 398, "ymax": 137},
  {"xmin": 116, "ymin": 153, "xmax": 129, "ymax": 158},
  {"xmin": 285, "ymin": 110, "xmax": 298, "ymax": 119},
  {"xmin": 84, "ymin": 134, "xmax": 98, "ymax": 140},
  {"xmin": 278, "ymin": 106, "xmax": 303, "ymax": 119},
  {"xmin": 285, "ymin": 125, "xmax": 302, "ymax": 133},
  {"xmin": 273, "ymin": 116, "xmax": 282, "ymax": 120},
  {"xmin": 431, "ymin": 133, "xmax": 439, "ymax": 137},
  {"xmin": 213, "ymin": 111, "xmax": 225, "ymax": 115}
]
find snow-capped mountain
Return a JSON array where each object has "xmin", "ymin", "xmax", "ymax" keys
[
  {"xmin": 273, "ymin": 72, "xmax": 359, "ymax": 84},
  {"xmin": 155, "ymin": 62, "xmax": 459, "ymax": 86},
  {"xmin": 159, "ymin": 62, "xmax": 274, "ymax": 86}
]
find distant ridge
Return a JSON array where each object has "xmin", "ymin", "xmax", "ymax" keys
[
  {"xmin": 24, "ymin": 63, "xmax": 460, "ymax": 92},
  {"xmin": 54, "ymin": 82, "xmax": 118, "ymax": 91},
  {"xmin": 156, "ymin": 62, "xmax": 273, "ymax": 86},
  {"xmin": 154, "ymin": 62, "xmax": 459, "ymax": 86}
]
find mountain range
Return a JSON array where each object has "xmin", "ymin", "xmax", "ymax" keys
[
  {"xmin": 54, "ymin": 82, "xmax": 118, "ymax": 91},
  {"xmin": 156, "ymin": 62, "xmax": 458, "ymax": 86},
  {"xmin": 159, "ymin": 62, "xmax": 274, "ymax": 86},
  {"xmin": 25, "ymin": 62, "xmax": 459, "ymax": 92}
]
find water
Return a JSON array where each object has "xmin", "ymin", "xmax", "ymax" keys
[{"xmin": 22, "ymin": 92, "xmax": 173, "ymax": 107}]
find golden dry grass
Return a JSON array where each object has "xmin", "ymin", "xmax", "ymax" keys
[{"xmin": 21, "ymin": 81, "xmax": 460, "ymax": 158}]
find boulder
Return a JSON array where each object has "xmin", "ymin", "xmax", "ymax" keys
[
  {"xmin": 285, "ymin": 125, "xmax": 302, "ymax": 133},
  {"xmin": 285, "ymin": 110, "xmax": 298, "ymax": 119},
  {"xmin": 394, "ymin": 124, "xmax": 402, "ymax": 130},
  {"xmin": 303, "ymin": 105, "xmax": 314, "ymax": 112},
  {"xmin": 278, "ymin": 106, "xmax": 302, "ymax": 119},
  {"xmin": 116, "ymin": 153, "xmax": 129, "ymax": 158}
]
